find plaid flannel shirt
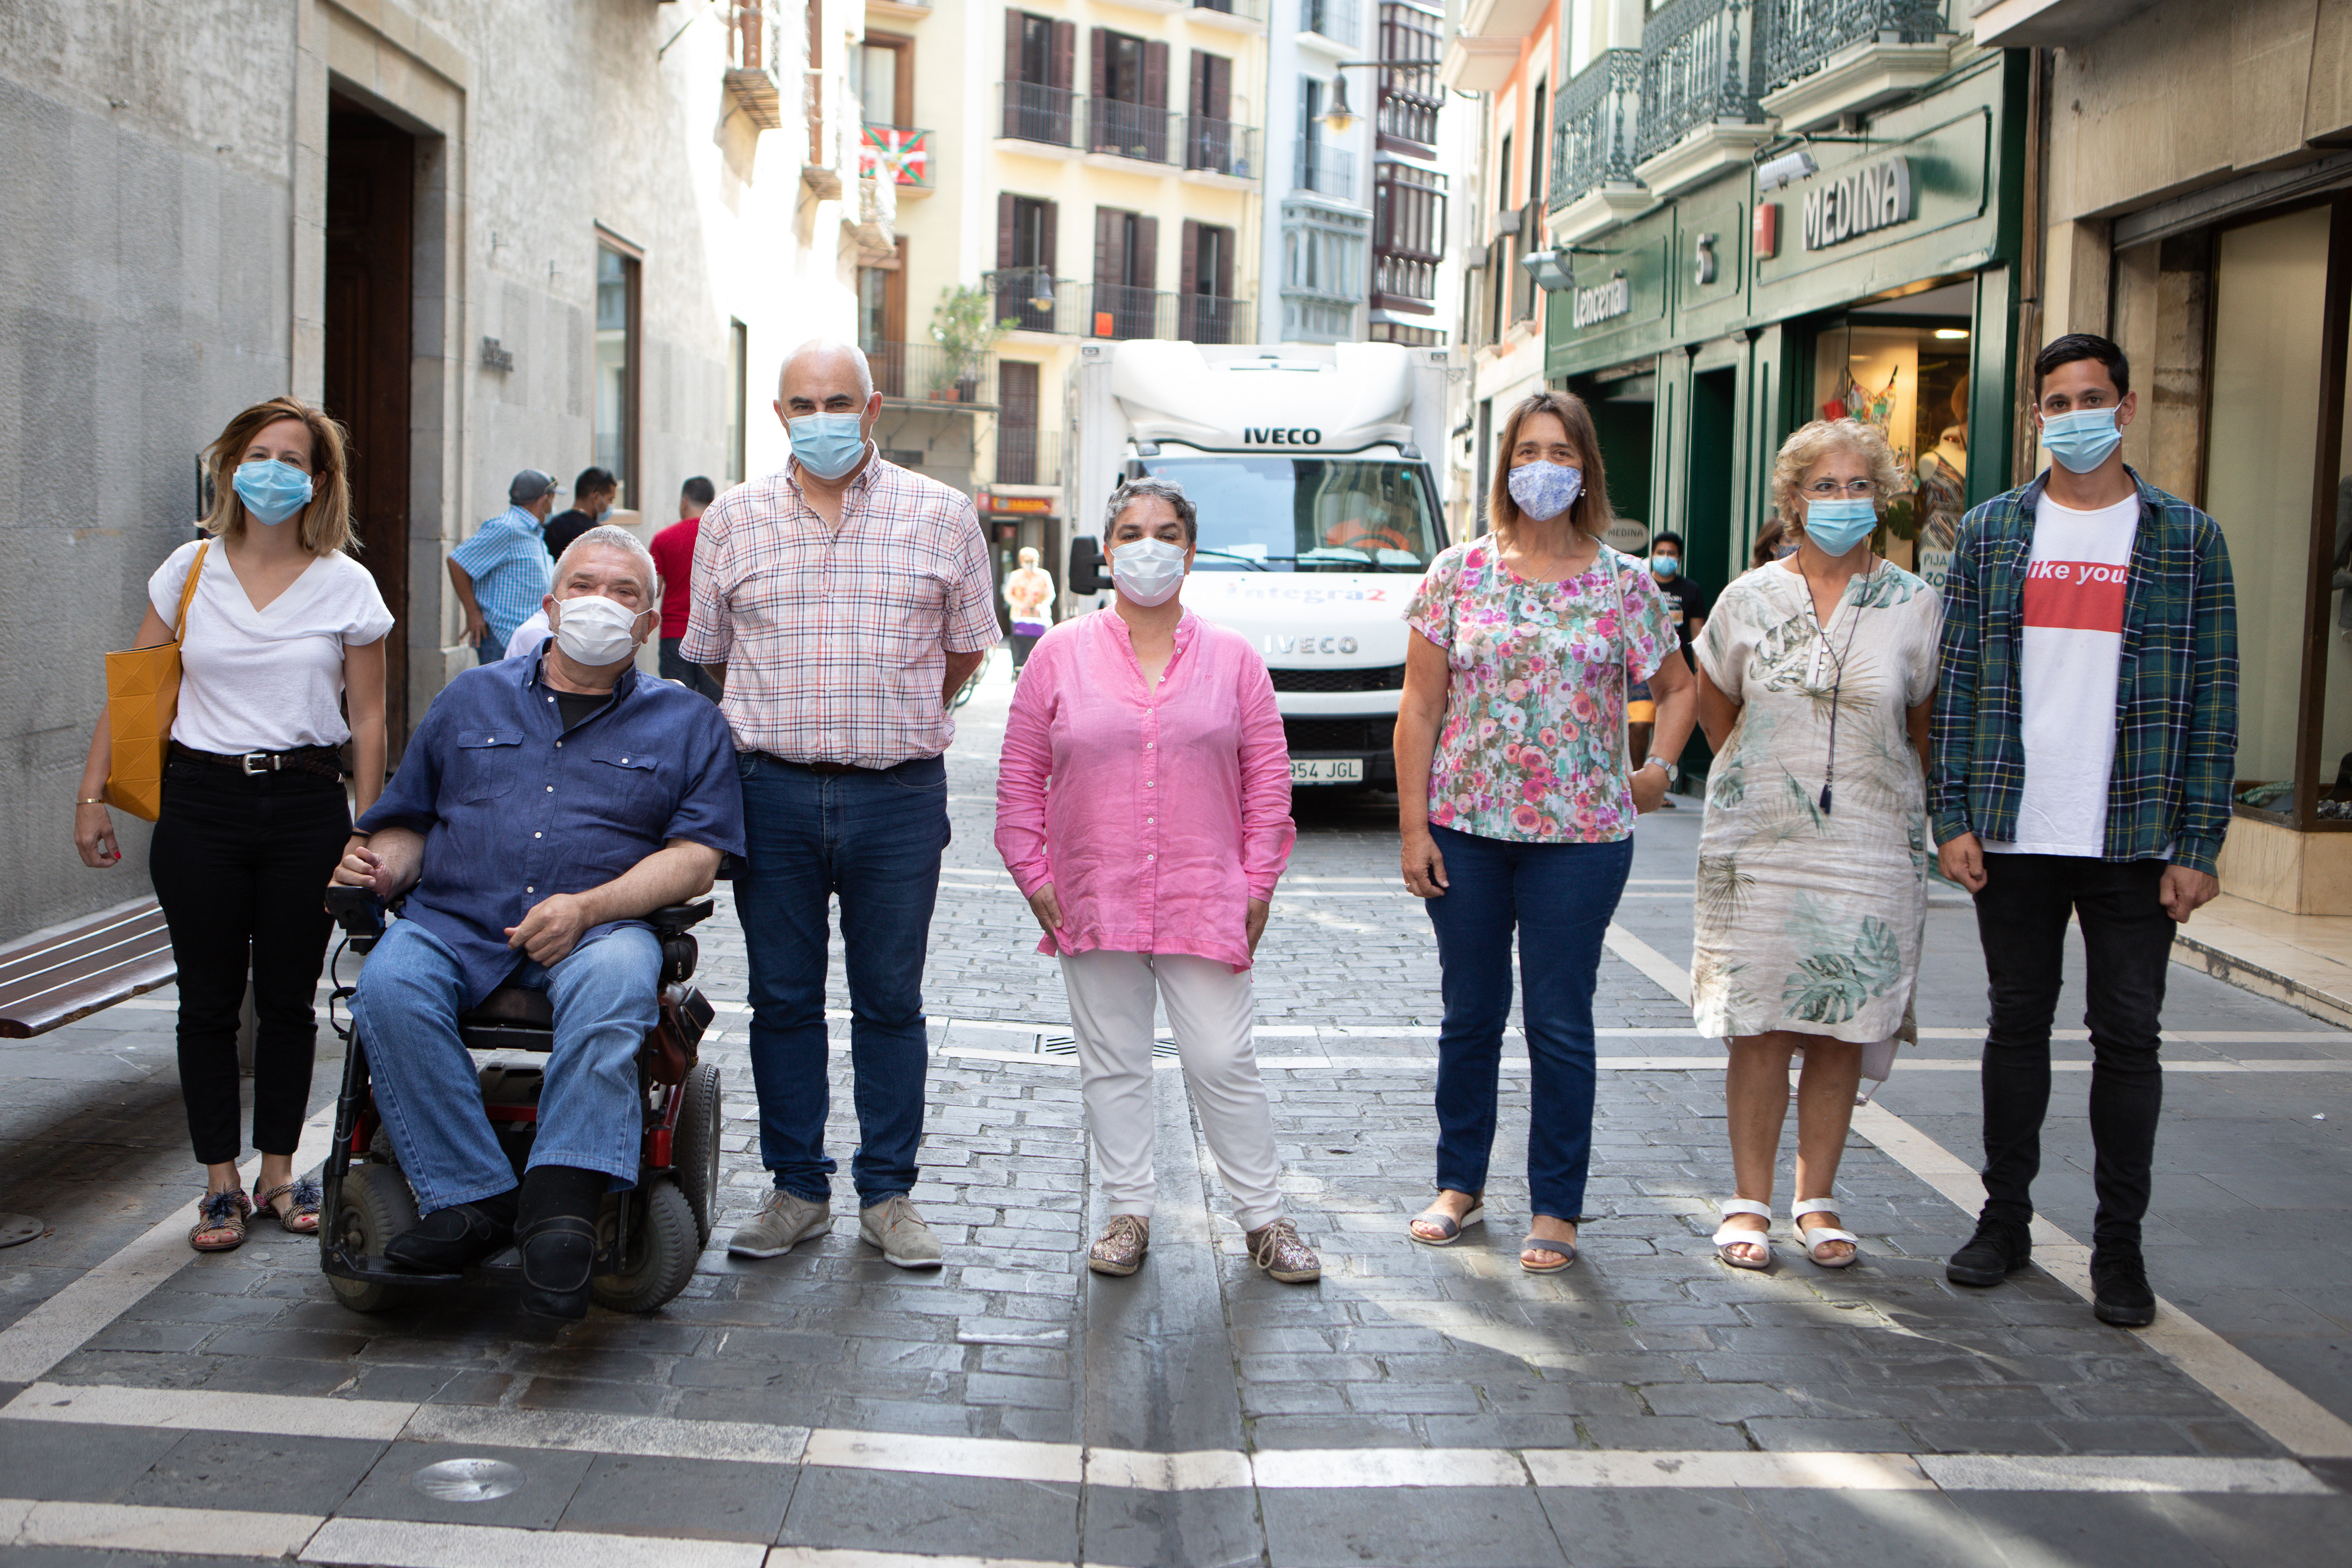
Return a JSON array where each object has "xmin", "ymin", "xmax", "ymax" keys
[
  {"xmin": 680, "ymin": 453, "xmax": 999, "ymax": 767},
  {"xmin": 1928, "ymin": 466, "xmax": 2238, "ymax": 876}
]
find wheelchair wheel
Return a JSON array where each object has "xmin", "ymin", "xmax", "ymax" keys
[
  {"xmin": 590, "ymin": 1176, "xmax": 699, "ymax": 1314},
  {"xmin": 673, "ymin": 1061, "xmax": 723, "ymax": 1248},
  {"xmin": 328, "ymin": 1163, "xmax": 420, "ymax": 1314}
]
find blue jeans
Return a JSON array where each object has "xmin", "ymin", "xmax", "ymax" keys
[
  {"xmin": 736, "ymin": 751, "xmax": 948, "ymax": 1203},
  {"xmin": 350, "ymin": 918, "xmax": 659, "ymax": 1214},
  {"xmin": 1422, "ymin": 825, "xmax": 1634, "ymax": 1222},
  {"xmin": 475, "ymin": 635, "xmax": 504, "ymax": 666}
]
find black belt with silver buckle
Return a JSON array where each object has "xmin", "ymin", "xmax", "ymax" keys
[{"xmin": 169, "ymin": 741, "xmax": 346, "ymax": 782}]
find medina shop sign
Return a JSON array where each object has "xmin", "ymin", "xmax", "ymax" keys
[{"xmin": 1802, "ymin": 157, "xmax": 1914, "ymax": 251}]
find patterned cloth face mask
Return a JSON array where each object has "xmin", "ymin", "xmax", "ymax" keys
[{"xmin": 1506, "ymin": 461, "xmax": 1584, "ymax": 521}]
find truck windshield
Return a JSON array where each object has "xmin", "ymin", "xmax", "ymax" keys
[{"xmin": 1137, "ymin": 455, "xmax": 1443, "ymax": 572}]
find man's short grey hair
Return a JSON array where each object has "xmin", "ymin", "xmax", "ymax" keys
[
  {"xmin": 1104, "ymin": 475, "xmax": 1197, "ymax": 544},
  {"xmin": 778, "ymin": 337, "xmax": 874, "ymax": 403},
  {"xmin": 554, "ymin": 524, "xmax": 660, "ymax": 604}
]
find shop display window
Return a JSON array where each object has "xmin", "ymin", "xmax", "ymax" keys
[{"xmin": 1807, "ymin": 280, "xmax": 1974, "ymax": 590}]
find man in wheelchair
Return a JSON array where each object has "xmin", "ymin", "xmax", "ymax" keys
[{"xmin": 332, "ymin": 526, "xmax": 745, "ymax": 1318}]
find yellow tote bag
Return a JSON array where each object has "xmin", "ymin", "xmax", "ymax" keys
[{"xmin": 102, "ymin": 540, "xmax": 209, "ymax": 822}]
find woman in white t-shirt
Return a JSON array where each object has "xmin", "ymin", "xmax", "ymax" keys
[{"xmin": 74, "ymin": 397, "xmax": 392, "ymax": 1253}]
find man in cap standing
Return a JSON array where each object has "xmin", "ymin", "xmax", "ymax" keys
[{"xmin": 449, "ymin": 470, "xmax": 560, "ymax": 665}]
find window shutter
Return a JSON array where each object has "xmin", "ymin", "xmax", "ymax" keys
[
  {"xmin": 1095, "ymin": 207, "xmax": 1126, "ymax": 291},
  {"xmin": 1208, "ymin": 54, "xmax": 1230, "ymax": 122},
  {"xmin": 1142, "ymin": 40, "xmax": 1168, "ymax": 112},
  {"xmin": 1005, "ymin": 12, "xmax": 1022, "ymax": 81},
  {"xmin": 1189, "ymin": 51, "xmax": 1206, "ymax": 118},
  {"xmin": 998, "ymin": 193, "xmax": 1019, "ymax": 272},
  {"xmin": 1051, "ymin": 21, "xmax": 1074, "ymax": 92},
  {"xmin": 1090, "ymin": 28, "xmax": 1107, "ymax": 99},
  {"xmin": 1182, "ymin": 220, "xmax": 1201, "ymax": 294},
  {"xmin": 1038, "ymin": 200, "xmax": 1057, "ymax": 277},
  {"xmin": 1132, "ymin": 215, "xmax": 1159, "ymax": 291},
  {"xmin": 1214, "ymin": 224, "xmax": 1233, "ymax": 298}
]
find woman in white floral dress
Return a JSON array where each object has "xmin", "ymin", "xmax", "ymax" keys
[
  {"xmin": 1397, "ymin": 391, "xmax": 1696, "ymax": 1272},
  {"xmin": 1691, "ymin": 419, "xmax": 1943, "ymax": 1270}
]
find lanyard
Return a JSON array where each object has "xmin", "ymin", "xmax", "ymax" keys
[{"xmin": 1796, "ymin": 559, "xmax": 1872, "ymax": 815}]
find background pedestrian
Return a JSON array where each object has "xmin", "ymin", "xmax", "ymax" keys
[
  {"xmin": 449, "ymin": 470, "xmax": 556, "ymax": 664},
  {"xmin": 686, "ymin": 340, "xmax": 998, "ymax": 1271},
  {"xmin": 651, "ymin": 476, "xmax": 722, "ymax": 701},
  {"xmin": 1691, "ymin": 419, "xmax": 1942, "ymax": 1269},
  {"xmin": 1002, "ymin": 545, "xmax": 1054, "ymax": 680},
  {"xmin": 543, "ymin": 466, "xmax": 617, "ymax": 560},
  {"xmin": 72, "ymin": 396, "xmax": 391, "ymax": 1251},
  {"xmin": 1395, "ymin": 390, "xmax": 1694, "ymax": 1272},
  {"xmin": 995, "ymin": 477, "xmax": 1317, "ymax": 1285}
]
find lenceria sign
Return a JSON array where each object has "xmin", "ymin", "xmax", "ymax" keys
[
  {"xmin": 1572, "ymin": 271, "xmax": 1631, "ymax": 329},
  {"xmin": 1802, "ymin": 157, "xmax": 1913, "ymax": 251}
]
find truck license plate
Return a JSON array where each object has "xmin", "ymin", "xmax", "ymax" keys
[{"xmin": 1290, "ymin": 757, "xmax": 1364, "ymax": 785}]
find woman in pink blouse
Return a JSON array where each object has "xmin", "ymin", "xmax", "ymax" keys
[
  {"xmin": 995, "ymin": 477, "xmax": 1318, "ymax": 1283},
  {"xmin": 1396, "ymin": 391, "xmax": 1698, "ymax": 1272}
]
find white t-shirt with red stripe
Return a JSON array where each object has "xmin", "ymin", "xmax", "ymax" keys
[{"xmin": 1982, "ymin": 491, "xmax": 2139, "ymax": 858}]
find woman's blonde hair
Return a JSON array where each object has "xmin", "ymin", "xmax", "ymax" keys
[
  {"xmin": 200, "ymin": 396, "xmax": 356, "ymax": 555},
  {"xmin": 1487, "ymin": 390, "xmax": 1617, "ymax": 544},
  {"xmin": 1769, "ymin": 419, "xmax": 1905, "ymax": 543}
]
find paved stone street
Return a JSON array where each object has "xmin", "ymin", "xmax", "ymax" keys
[{"xmin": 2, "ymin": 654, "xmax": 2349, "ymax": 1566}]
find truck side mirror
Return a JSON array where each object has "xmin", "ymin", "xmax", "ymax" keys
[{"xmin": 1068, "ymin": 535, "xmax": 1105, "ymax": 594}]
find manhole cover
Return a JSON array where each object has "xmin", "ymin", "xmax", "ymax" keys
[
  {"xmin": 0, "ymin": 1214, "xmax": 43, "ymax": 1249},
  {"xmin": 412, "ymin": 1457, "xmax": 524, "ymax": 1502}
]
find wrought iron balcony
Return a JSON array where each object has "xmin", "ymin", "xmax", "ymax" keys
[
  {"xmin": 723, "ymin": 2, "xmax": 784, "ymax": 131},
  {"xmin": 1088, "ymin": 285, "xmax": 1253, "ymax": 345},
  {"xmin": 1634, "ymin": 0, "xmax": 1768, "ymax": 166},
  {"xmin": 991, "ymin": 427, "xmax": 1064, "ymax": 488},
  {"xmin": 1761, "ymin": 0, "xmax": 1945, "ymax": 94},
  {"xmin": 983, "ymin": 271, "xmax": 1090, "ymax": 336},
  {"xmin": 1089, "ymin": 97, "xmax": 1174, "ymax": 165},
  {"xmin": 1183, "ymin": 116, "xmax": 1259, "ymax": 178},
  {"xmin": 1294, "ymin": 137, "xmax": 1357, "ymax": 199},
  {"xmin": 1548, "ymin": 48, "xmax": 1642, "ymax": 213},
  {"xmin": 1301, "ymin": 0, "xmax": 1360, "ymax": 41},
  {"xmin": 866, "ymin": 342, "xmax": 997, "ymax": 406},
  {"xmin": 858, "ymin": 124, "xmax": 934, "ymax": 188},
  {"xmin": 998, "ymin": 82, "xmax": 1078, "ymax": 149},
  {"xmin": 1192, "ymin": 0, "xmax": 1269, "ymax": 23}
]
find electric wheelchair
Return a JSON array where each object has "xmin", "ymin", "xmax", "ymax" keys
[{"xmin": 318, "ymin": 886, "xmax": 721, "ymax": 1315}]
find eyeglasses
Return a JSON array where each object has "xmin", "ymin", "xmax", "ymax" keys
[{"xmin": 1803, "ymin": 478, "xmax": 1880, "ymax": 498}]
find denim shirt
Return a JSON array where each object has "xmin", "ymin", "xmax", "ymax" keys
[{"xmin": 356, "ymin": 653, "xmax": 748, "ymax": 1003}]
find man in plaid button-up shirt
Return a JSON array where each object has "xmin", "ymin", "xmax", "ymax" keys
[
  {"xmin": 1930, "ymin": 334, "xmax": 2237, "ymax": 1331},
  {"xmin": 683, "ymin": 340, "xmax": 999, "ymax": 1269}
]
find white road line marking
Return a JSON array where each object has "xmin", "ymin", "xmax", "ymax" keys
[
  {"xmin": 0, "ymin": 1106, "xmax": 342, "ymax": 1384},
  {"xmin": 2, "ymin": 1498, "xmax": 321, "ymax": 1558},
  {"xmin": 4, "ymin": 1382, "xmax": 412, "ymax": 1440},
  {"xmin": 302, "ymin": 1515, "xmax": 767, "ymax": 1568},
  {"xmin": 1602, "ymin": 924, "xmax": 1694, "ymax": 1004},
  {"xmin": 1251, "ymin": 1447, "xmax": 1530, "ymax": 1488},
  {"xmin": 403, "ymin": 1404, "xmax": 811, "ymax": 1465},
  {"xmin": 801, "ymin": 1428, "xmax": 1084, "ymax": 1485},
  {"xmin": 1915, "ymin": 1454, "xmax": 2332, "ymax": 1494},
  {"xmin": 1519, "ymin": 1450, "xmax": 1933, "ymax": 1491},
  {"xmin": 1086, "ymin": 1448, "xmax": 1254, "ymax": 1492},
  {"xmin": 768, "ymin": 1550, "xmax": 1073, "ymax": 1568}
]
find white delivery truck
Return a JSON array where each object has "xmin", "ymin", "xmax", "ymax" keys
[{"xmin": 1063, "ymin": 339, "xmax": 1453, "ymax": 790}]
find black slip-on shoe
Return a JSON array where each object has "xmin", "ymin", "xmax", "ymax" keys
[
  {"xmin": 1946, "ymin": 1214, "xmax": 2033, "ymax": 1287},
  {"xmin": 2091, "ymin": 1248, "xmax": 2157, "ymax": 1328},
  {"xmin": 382, "ymin": 1190, "xmax": 518, "ymax": 1271}
]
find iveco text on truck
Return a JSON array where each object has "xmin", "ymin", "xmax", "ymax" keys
[{"xmin": 1064, "ymin": 340, "xmax": 1453, "ymax": 788}]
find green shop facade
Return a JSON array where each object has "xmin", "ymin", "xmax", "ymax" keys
[{"xmin": 1545, "ymin": 49, "xmax": 2029, "ymax": 602}]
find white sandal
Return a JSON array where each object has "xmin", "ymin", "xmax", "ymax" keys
[
  {"xmin": 1791, "ymin": 1198, "xmax": 1860, "ymax": 1268},
  {"xmin": 1713, "ymin": 1199, "xmax": 1773, "ymax": 1270}
]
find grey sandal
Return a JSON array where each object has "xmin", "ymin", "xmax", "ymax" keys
[
  {"xmin": 1519, "ymin": 1230, "xmax": 1577, "ymax": 1274},
  {"xmin": 1408, "ymin": 1193, "xmax": 1484, "ymax": 1246}
]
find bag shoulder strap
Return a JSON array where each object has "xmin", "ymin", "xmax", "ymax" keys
[{"xmin": 172, "ymin": 540, "xmax": 209, "ymax": 641}]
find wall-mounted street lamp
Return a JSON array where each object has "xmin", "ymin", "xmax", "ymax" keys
[
  {"xmin": 1315, "ymin": 57, "xmax": 1447, "ymax": 136},
  {"xmin": 1520, "ymin": 249, "xmax": 1576, "ymax": 292}
]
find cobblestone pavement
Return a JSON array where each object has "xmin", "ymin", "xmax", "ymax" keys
[{"xmin": 1, "ymin": 653, "xmax": 2349, "ymax": 1566}]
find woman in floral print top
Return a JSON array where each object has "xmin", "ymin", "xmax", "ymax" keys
[{"xmin": 1395, "ymin": 391, "xmax": 1697, "ymax": 1272}]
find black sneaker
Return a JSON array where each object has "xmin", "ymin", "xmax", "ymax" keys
[
  {"xmin": 382, "ymin": 1188, "xmax": 518, "ymax": 1271},
  {"xmin": 2091, "ymin": 1246, "xmax": 2157, "ymax": 1328},
  {"xmin": 1946, "ymin": 1213, "xmax": 2032, "ymax": 1287}
]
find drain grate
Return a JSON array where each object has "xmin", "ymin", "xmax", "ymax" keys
[
  {"xmin": 413, "ymin": 1457, "xmax": 525, "ymax": 1502},
  {"xmin": 1036, "ymin": 1034, "xmax": 1179, "ymax": 1060}
]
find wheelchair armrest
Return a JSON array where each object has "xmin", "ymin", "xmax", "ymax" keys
[{"xmin": 648, "ymin": 899, "xmax": 715, "ymax": 938}]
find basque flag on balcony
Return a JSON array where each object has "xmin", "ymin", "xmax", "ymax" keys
[{"xmin": 859, "ymin": 125, "xmax": 931, "ymax": 187}]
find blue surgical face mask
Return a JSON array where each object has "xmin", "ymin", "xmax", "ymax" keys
[
  {"xmin": 233, "ymin": 459, "xmax": 313, "ymax": 527},
  {"xmin": 2039, "ymin": 406, "xmax": 2123, "ymax": 473},
  {"xmin": 1649, "ymin": 554, "xmax": 1680, "ymax": 579},
  {"xmin": 788, "ymin": 412, "xmax": 869, "ymax": 482},
  {"xmin": 1506, "ymin": 460, "xmax": 1584, "ymax": 521},
  {"xmin": 1803, "ymin": 496, "xmax": 1878, "ymax": 557}
]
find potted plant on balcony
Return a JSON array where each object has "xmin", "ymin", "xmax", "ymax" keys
[{"xmin": 929, "ymin": 284, "xmax": 1015, "ymax": 402}]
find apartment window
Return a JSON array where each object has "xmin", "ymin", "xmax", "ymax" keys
[
  {"xmin": 1003, "ymin": 12, "xmax": 1075, "ymax": 145},
  {"xmin": 1094, "ymin": 207, "xmax": 1159, "ymax": 339},
  {"xmin": 726, "ymin": 318, "xmax": 747, "ymax": 487},
  {"xmin": 1297, "ymin": 79, "xmax": 1352, "ymax": 198},
  {"xmin": 999, "ymin": 360, "xmax": 1043, "ymax": 485},
  {"xmin": 1091, "ymin": 29, "xmax": 1169, "ymax": 161},
  {"xmin": 594, "ymin": 241, "xmax": 640, "ymax": 507},
  {"xmin": 1528, "ymin": 81, "xmax": 1547, "ymax": 212},
  {"xmin": 859, "ymin": 239, "xmax": 910, "ymax": 396},
  {"xmin": 994, "ymin": 194, "xmax": 1060, "ymax": 332},
  {"xmin": 1376, "ymin": 2, "xmax": 1441, "ymax": 155},
  {"xmin": 1186, "ymin": 51, "xmax": 1238, "ymax": 174},
  {"xmin": 1374, "ymin": 160, "xmax": 1446, "ymax": 317},
  {"xmin": 858, "ymin": 35, "xmax": 912, "ymax": 125},
  {"xmin": 1280, "ymin": 202, "xmax": 1367, "ymax": 342},
  {"xmin": 1181, "ymin": 220, "xmax": 1237, "ymax": 344},
  {"xmin": 805, "ymin": 0, "xmax": 826, "ymax": 165},
  {"xmin": 1498, "ymin": 130, "xmax": 1514, "ymax": 212}
]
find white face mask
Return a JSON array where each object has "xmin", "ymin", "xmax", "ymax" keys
[
  {"xmin": 1110, "ymin": 536, "xmax": 1187, "ymax": 607},
  {"xmin": 552, "ymin": 594, "xmax": 643, "ymax": 666}
]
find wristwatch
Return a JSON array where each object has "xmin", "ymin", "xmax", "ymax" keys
[{"xmin": 1641, "ymin": 755, "xmax": 1679, "ymax": 789}]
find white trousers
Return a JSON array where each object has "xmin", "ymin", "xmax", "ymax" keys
[{"xmin": 1059, "ymin": 950, "xmax": 1285, "ymax": 1232}]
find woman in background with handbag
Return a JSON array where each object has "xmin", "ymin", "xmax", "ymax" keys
[{"xmin": 73, "ymin": 396, "xmax": 391, "ymax": 1252}]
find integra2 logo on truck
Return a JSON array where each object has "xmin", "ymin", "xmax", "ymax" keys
[{"xmin": 1243, "ymin": 428, "xmax": 1322, "ymax": 445}]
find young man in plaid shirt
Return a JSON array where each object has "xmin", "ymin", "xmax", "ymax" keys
[
  {"xmin": 683, "ymin": 340, "xmax": 1000, "ymax": 1270},
  {"xmin": 1930, "ymin": 334, "xmax": 2238, "ymax": 1329}
]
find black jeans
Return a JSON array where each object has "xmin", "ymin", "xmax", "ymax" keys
[
  {"xmin": 658, "ymin": 638, "xmax": 723, "ymax": 702},
  {"xmin": 148, "ymin": 761, "xmax": 351, "ymax": 1165},
  {"xmin": 1972, "ymin": 854, "xmax": 2175, "ymax": 1249}
]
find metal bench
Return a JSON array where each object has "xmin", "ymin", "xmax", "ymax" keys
[{"xmin": 0, "ymin": 896, "xmax": 176, "ymax": 1039}]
